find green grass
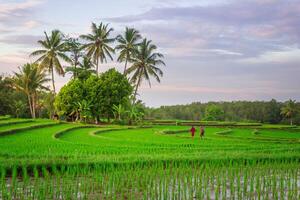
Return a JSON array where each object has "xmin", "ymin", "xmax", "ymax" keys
[
  {"xmin": 0, "ymin": 118, "xmax": 34, "ymax": 127},
  {"xmin": 0, "ymin": 118, "xmax": 299, "ymax": 199},
  {"xmin": 0, "ymin": 115, "xmax": 10, "ymax": 120}
]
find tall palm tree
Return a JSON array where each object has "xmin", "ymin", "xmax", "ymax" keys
[
  {"xmin": 80, "ymin": 22, "xmax": 115, "ymax": 74},
  {"xmin": 115, "ymin": 27, "xmax": 141, "ymax": 74},
  {"xmin": 30, "ymin": 30, "xmax": 71, "ymax": 94},
  {"xmin": 65, "ymin": 56, "xmax": 96, "ymax": 80},
  {"xmin": 13, "ymin": 63, "xmax": 49, "ymax": 118},
  {"xmin": 126, "ymin": 38, "xmax": 165, "ymax": 102},
  {"xmin": 281, "ymin": 99, "xmax": 298, "ymax": 125}
]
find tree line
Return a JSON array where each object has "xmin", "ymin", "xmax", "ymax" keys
[
  {"xmin": 0, "ymin": 22, "xmax": 165, "ymax": 124},
  {"xmin": 145, "ymin": 100, "xmax": 300, "ymax": 125}
]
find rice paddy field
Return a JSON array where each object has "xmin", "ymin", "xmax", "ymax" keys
[{"xmin": 0, "ymin": 117, "xmax": 299, "ymax": 199}]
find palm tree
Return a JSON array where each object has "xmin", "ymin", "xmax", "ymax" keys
[
  {"xmin": 13, "ymin": 63, "xmax": 49, "ymax": 118},
  {"xmin": 63, "ymin": 37, "xmax": 84, "ymax": 78},
  {"xmin": 115, "ymin": 27, "xmax": 141, "ymax": 74},
  {"xmin": 281, "ymin": 99, "xmax": 298, "ymax": 125},
  {"xmin": 65, "ymin": 56, "xmax": 96, "ymax": 80},
  {"xmin": 126, "ymin": 38, "xmax": 165, "ymax": 103},
  {"xmin": 80, "ymin": 22, "xmax": 115, "ymax": 74},
  {"xmin": 30, "ymin": 30, "xmax": 71, "ymax": 94}
]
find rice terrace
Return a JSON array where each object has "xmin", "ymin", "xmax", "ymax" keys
[
  {"xmin": 0, "ymin": 117, "xmax": 299, "ymax": 199},
  {"xmin": 0, "ymin": 0, "xmax": 300, "ymax": 199}
]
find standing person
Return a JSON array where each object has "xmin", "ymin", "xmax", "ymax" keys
[
  {"xmin": 190, "ymin": 126, "xmax": 196, "ymax": 138},
  {"xmin": 200, "ymin": 126, "xmax": 205, "ymax": 139}
]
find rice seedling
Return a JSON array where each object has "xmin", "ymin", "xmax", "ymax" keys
[{"xmin": 0, "ymin": 118, "xmax": 299, "ymax": 199}]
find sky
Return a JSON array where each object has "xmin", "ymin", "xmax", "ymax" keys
[{"xmin": 0, "ymin": 0, "xmax": 299, "ymax": 107}]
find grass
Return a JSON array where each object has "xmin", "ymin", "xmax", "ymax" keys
[
  {"xmin": 0, "ymin": 117, "xmax": 299, "ymax": 199},
  {"xmin": 0, "ymin": 118, "xmax": 33, "ymax": 126}
]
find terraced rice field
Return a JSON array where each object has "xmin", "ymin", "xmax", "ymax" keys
[{"xmin": 0, "ymin": 117, "xmax": 299, "ymax": 199}]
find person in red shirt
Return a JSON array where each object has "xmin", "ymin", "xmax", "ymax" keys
[{"xmin": 190, "ymin": 126, "xmax": 196, "ymax": 138}]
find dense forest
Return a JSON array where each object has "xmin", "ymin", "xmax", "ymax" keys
[{"xmin": 145, "ymin": 100, "xmax": 300, "ymax": 125}]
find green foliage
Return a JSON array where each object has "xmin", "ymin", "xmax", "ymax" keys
[
  {"xmin": 13, "ymin": 63, "xmax": 49, "ymax": 118},
  {"xmin": 116, "ymin": 27, "xmax": 141, "ymax": 74},
  {"xmin": 56, "ymin": 69, "xmax": 133, "ymax": 122},
  {"xmin": 75, "ymin": 99, "xmax": 92, "ymax": 122},
  {"xmin": 145, "ymin": 100, "xmax": 300, "ymax": 125},
  {"xmin": 80, "ymin": 22, "xmax": 115, "ymax": 74},
  {"xmin": 55, "ymin": 79, "xmax": 85, "ymax": 120},
  {"xmin": 30, "ymin": 30, "xmax": 71, "ymax": 93},
  {"xmin": 264, "ymin": 99, "xmax": 282, "ymax": 123},
  {"xmin": 65, "ymin": 56, "xmax": 96, "ymax": 80},
  {"xmin": 126, "ymin": 38, "xmax": 165, "ymax": 102},
  {"xmin": 63, "ymin": 37, "xmax": 84, "ymax": 78},
  {"xmin": 204, "ymin": 104, "xmax": 225, "ymax": 121},
  {"xmin": 86, "ymin": 68, "xmax": 133, "ymax": 121},
  {"xmin": 112, "ymin": 104, "xmax": 126, "ymax": 121},
  {"xmin": 281, "ymin": 99, "xmax": 298, "ymax": 125},
  {"xmin": 11, "ymin": 100, "xmax": 27, "ymax": 118},
  {"xmin": 0, "ymin": 75, "xmax": 29, "ymax": 117}
]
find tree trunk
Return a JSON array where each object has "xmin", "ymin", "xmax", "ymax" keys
[
  {"xmin": 96, "ymin": 59, "xmax": 99, "ymax": 75},
  {"xmin": 27, "ymin": 94, "xmax": 33, "ymax": 118},
  {"xmin": 107, "ymin": 113, "xmax": 110, "ymax": 123},
  {"xmin": 74, "ymin": 54, "xmax": 78, "ymax": 78},
  {"xmin": 96, "ymin": 116, "xmax": 100, "ymax": 124},
  {"xmin": 123, "ymin": 59, "xmax": 128, "ymax": 75},
  {"xmin": 51, "ymin": 67, "xmax": 56, "ymax": 94},
  {"xmin": 31, "ymin": 94, "xmax": 36, "ymax": 119},
  {"xmin": 133, "ymin": 73, "xmax": 142, "ymax": 104},
  {"xmin": 290, "ymin": 118, "xmax": 293, "ymax": 126}
]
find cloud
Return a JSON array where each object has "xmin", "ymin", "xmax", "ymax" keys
[
  {"xmin": 0, "ymin": 0, "xmax": 43, "ymax": 19},
  {"xmin": 0, "ymin": 34, "xmax": 42, "ymax": 47},
  {"xmin": 23, "ymin": 20, "xmax": 41, "ymax": 29},
  {"xmin": 107, "ymin": 0, "xmax": 300, "ymax": 27},
  {"xmin": 238, "ymin": 47, "xmax": 300, "ymax": 64},
  {"xmin": 0, "ymin": 0, "xmax": 44, "ymax": 28},
  {"xmin": 106, "ymin": 0, "xmax": 300, "ymax": 59},
  {"xmin": 0, "ymin": 51, "xmax": 33, "ymax": 73}
]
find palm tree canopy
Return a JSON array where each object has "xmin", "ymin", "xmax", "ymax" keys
[
  {"xmin": 80, "ymin": 22, "xmax": 115, "ymax": 66},
  {"xmin": 30, "ymin": 30, "xmax": 71, "ymax": 75},
  {"xmin": 126, "ymin": 38, "xmax": 165, "ymax": 88},
  {"xmin": 281, "ymin": 99, "xmax": 297, "ymax": 118},
  {"xmin": 63, "ymin": 37, "xmax": 84, "ymax": 67},
  {"xmin": 13, "ymin": 63, "xmax": 50, "ymax": 94},
  {"xmin": 65, "ymin": 57, "xmax": 96, "ymax": 80},
  {"xmin": 115, "ymin": 27, "xmax": 141, "ymax": 63}
]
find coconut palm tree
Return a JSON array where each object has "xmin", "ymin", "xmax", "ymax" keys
[
  {"xmin": 126, "ymin": 38, "xmax": 165, "ymax": 103},
  {"xmin": 281, "ymin": 99, "xmax": 298, "ymax": 125},
  {"xmin": 66, "ymin": 56, "xmax": 96, "ymax": 80},
  {"xmin": 80, "ymin": 22, "xmax": 115, "ymax": 74},
  {"xmin": 13, "ymin": 63, "xmax": 49, "ymax": 118},
  {"xmin": 63, "ymin": 37, "xmax": 84, "ymax": 78},
  {"xmin": 30, "ymin": 30, "xmax": 71, "ymax": 94},
  {"xmin": 115, "ymin": 27, "xmax": 141, "ymax": 74}
]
